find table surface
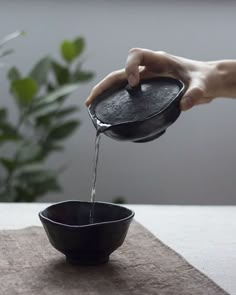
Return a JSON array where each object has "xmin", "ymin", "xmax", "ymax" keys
[{"xmin": 0, "ymin": 203, "xmax": 235, "ymax": 295}]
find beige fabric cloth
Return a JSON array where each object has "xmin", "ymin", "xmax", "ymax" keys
[{"xmin": 0, "ymin": 221, "xmax": 228, "ymax": 295}]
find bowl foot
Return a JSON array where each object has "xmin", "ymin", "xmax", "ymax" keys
[{"xmin": 66, "ymin": 255, "xmax": 109, "ymax": 265}]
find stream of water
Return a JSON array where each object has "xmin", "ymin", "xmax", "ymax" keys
[{"xmin": 89, "ymin": 131, "xmax": 102, "ymax": 223}]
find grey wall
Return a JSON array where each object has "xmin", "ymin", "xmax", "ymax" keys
[{"xmin": 1, "ymin": 0, "xmax": 236, "ymax": 205}]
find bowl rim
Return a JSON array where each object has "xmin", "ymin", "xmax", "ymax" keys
[{"xmin": 39, "ymin": 200, "xmax": 135, "ymax": 228}]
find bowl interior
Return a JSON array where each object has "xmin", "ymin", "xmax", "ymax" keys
[{"xmin": 41, "ymin": 201, "xmax": 134, "ymax": 226}]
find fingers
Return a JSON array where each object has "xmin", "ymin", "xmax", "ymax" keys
[
  {"xmin": 85, "ymin": 69, "xmax": 126, "ymax": 106},
  {"xmin": 125, "ymin": 48, "xmax": 144, "ymax": 86},
  {"xmin": 180, "ymin": 79, "xmax": 210, "ymax": 111},
  {"xmin": 125, "ymin": 48, "xmax": 167, "ymax": 87},
  {"xmin": 85, "ymin": 49, "xmax": 179, "ymax": 107}
]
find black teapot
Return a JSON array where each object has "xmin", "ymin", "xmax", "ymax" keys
[{"xmin": 88, "ymin": 77, "xmax": 185, "ymax": 142}]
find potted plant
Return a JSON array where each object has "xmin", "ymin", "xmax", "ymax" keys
[{"xmin": 0, "ymin": 33, "xmax": 94, "ymax": 202}]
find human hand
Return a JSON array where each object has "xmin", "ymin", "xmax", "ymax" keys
[{"xmin": 85, "ymin": 48, "xmax": 221, "ymax": 111}]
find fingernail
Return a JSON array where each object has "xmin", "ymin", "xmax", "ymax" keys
[
  {"xmin": 128, "ymin": 74, "xmax": 137, "ymax": 87},
  {"xmin": 181, "ymin": 97, "xmax": 193, "ymax": 111}
]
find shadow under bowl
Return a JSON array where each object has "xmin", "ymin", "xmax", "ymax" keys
[{"xmin": 39, "ymin": 201, "xmax": 135, "ymax": 265}]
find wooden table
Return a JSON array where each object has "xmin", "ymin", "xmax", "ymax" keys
[{"xmin": 0, "ymin": 203, "xmax": 235, "ymax": 294}]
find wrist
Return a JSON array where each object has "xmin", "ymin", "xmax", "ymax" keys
[
  {"xmin": 204, "ymin": 61, "xmax": 224, "ymax": 99},
  {"xmin": 209, "ymin": 60, "xmax": 236, "ymax": 98}
]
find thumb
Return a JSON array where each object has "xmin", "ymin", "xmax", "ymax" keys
[{"xmin": 180, "ymin": 80, "xmax": 205, "ymax": 111}]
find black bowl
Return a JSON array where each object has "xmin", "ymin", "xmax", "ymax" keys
[{"xmin": 39, "ymin": 201, "xmax": 134, "ymax": 265}]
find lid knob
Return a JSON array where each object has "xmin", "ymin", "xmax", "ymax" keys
[{"xmin": 125, "ymin": 84, "xmax": 142, "ymax": 96}]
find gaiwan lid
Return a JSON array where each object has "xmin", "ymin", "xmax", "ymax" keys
[{"xmin": 90, "ymin": 77, "xmax": 185, "ymax": 126}]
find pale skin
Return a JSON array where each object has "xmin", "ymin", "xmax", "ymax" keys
[{"xmin": 85, "ymin": 48, "xmax": 236, "ymax": 111}]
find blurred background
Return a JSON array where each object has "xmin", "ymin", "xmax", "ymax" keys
[{"xmin": 0, "ymin": 0, "xmax": 236, "ymax": 205}]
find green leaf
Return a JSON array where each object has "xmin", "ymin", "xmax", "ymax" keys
[
  {"xmin": 43, "ymin": 143, "xmax": 64, "ymax": 153},
  {"xmin": 47, "ymin": 83, "xmax": 56, "ymax": 92},
  {"xmin": 41, "ymin": 84, "xmax": 79, "ymax": 104},
  {"xmin": 37, "ymin": 142, "xmax": 64, "ymax": 160},
  {"xmin": 8, "ymin": 67, "xmax": 21, "ymax": 81},
  {"xmin": 0, "ymin": 108, "xmax": 7, "ymax": 123},
  {"xmin": 74, "ymin": 37, "xmax": 85, "ymax": 56},
  {"xmin": 73, "ymin": 70, "xmax": 94, "ymax": 82},
  {"xmin": 0, "ymin": 134, "xmax": 20, "ymax": 143},
  {"xmin": 35, "ymin": 106, "xmax": 79, "ymax": 127},
  {"xmin": 0, "ymin": 158, "xmax": 17, "ymax": 173},
  {"xmin": 11, "ymin": 78, "xmax": 38, "ymax": 106},
  {"xmin": 17, "ymin": 169, "xmax": 61, "ymax": 190},
  {"xmin": 0, "ymin": 31, "xmax": 25, "ymax": 48},
  {"xmin": 0, "ymin": 49, "xmax": 14, "ymax": 58},
  {"xmin": 40, "ymin": 142, "xmax": 64, "ymax": 159},
  {"xmin": 51, "ymin": 60, "xmax": 70, "ymax": 85},
  {"xmin": 35, "ymin": 109, "xmax": 56, "ymax": 126},
  {"xmin": 13, "ymin": 187, "xmax": 35, "ymax": 202},
  {"xmin": 29, "ymin": 56, "xmax": 51, "ymax": 86},
  {"xmin": 28, "ymin": 99, "xmax": 59, "ymax": 116},
  {"xmin": 0, "ymin": 122, "xmax": 21, "ymax": 143},
  {"xmin": 16, "ymin": 143, "xmax": 42, "ymax": 164},
  {"xmin": 47, "ymin": 120, "xmax": 79, "ymax": 140},
  {"xmin": 55, "ymin": 106, "xmax": 79, "ymax": 118},
  {"xmin": 14, "ymin": 169, "xmax": 61, "ymax": 201},
  {"xmin": 0, "ymin": 135, "xmax": 20, "ymax": 143},
  {"xmin": 60, "ymin": 40, "xmax": 77, "ymax": 63}
]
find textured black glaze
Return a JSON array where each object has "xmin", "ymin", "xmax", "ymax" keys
[
  {"xmin": 39, "ymin": 201, "xmax": 134, "ymax": 265},
  {"xmin": 88, "ymin": 77, "xmax": 185, "ymax": 142}
]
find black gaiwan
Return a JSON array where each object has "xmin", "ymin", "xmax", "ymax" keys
[
  {"xmin": 88, "ymin": 77, "xmax": 185, "ymax": 142},
  {"xmin": 39, "ymin": 201, "xmax": 134, "ymax": 265}
]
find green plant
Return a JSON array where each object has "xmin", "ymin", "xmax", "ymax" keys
[
  {"xmin": 0, "ymin": 35, "xmax": 94, "ymax": 202},
  {"xmin": 0, "ymin": 31, "xmax": 24, "ymax": 59}
]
